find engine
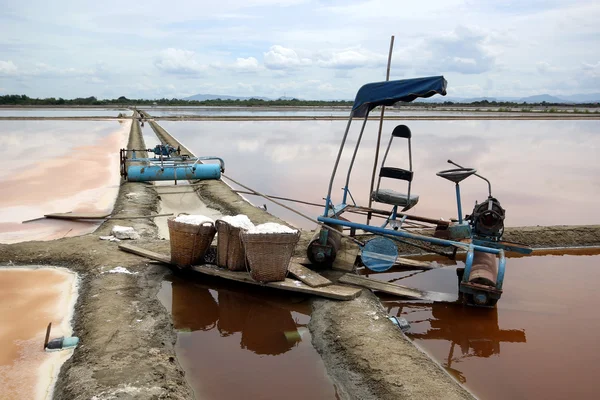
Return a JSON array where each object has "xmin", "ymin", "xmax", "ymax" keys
[{"xmin": 467, "ymin": 197, "xmax": 505, "ymax": 240}]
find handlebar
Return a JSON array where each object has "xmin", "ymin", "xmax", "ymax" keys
[{"xmin": 448, "ymin": 159, "xmax": 492, "ymax": 197}]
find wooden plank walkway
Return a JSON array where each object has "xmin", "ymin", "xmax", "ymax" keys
[
  {"xmin": 118, "ymin": 244, "xmax": 356, "ymax": 300},
  {"xmin": 191, "ymin": 265, "xmax": 360, "ymax": 301},
  {"xmin": 288, "ymin": 262, "xmax": 332, "ymax": 287},
  {"xmin": 339, "ymin": 273, "xmax": 455, "ymax": 302},
  {"xmin": 119, "ymin": 243, "xmax": 172, "ymax": 264}
]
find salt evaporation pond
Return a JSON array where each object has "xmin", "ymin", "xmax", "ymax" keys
[
  {"xmin": 375, "ymin": 252, "xmax": 600, "ymax": 400},
  {"xmin": 160, "ymin": 119, "xmax": 600, "ymax": 229},
  {"xmin": 0, "ymin": 120, "xmax": 130, "ymax": 243},
  {"xmin": 0, "ymin": 267, "xmax": 78, "ymax": 400},
  {"xmin": 157, "ymin": 276, "xmax": 338, "ymax": 399},
  {"xmin": 0, "ymin": 108, "xmax": 132, "ymax": 117}
]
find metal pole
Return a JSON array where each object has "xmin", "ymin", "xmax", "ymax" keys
[
  {"xmin": 324, "ymin": 113, "xmax": 354, "ymax": 215},
  {"xmin": 343, "ymin": 114, "xmax": 369, "ymax": 204},
  {"xmin": 455, "ymin": 183, "xmax": 463, "ymax": 223},
  {"xmin": 367, "ymin": 35, "xmax": 395, "ymax": 224}
]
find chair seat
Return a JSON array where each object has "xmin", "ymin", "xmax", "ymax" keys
[{"xmin": 371, "ymin": 188, "xmax": 419, "ymax": 209}]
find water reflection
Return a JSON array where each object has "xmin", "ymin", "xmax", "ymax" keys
[
  {"xmin": 158, "ymin": 275, "xmax": 337, "ymax": 399},
  {"xmin": 162, "ymin": 119, "xmax": 600, "ymax": 229},
  {"xmin": 386, "ymin": 300, "xmax": 526, "ymax": 384}
]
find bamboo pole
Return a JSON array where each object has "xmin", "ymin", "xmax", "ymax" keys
[{"xmin": 367, "ymin": 35, "xmax": 395, "ymax": 225}]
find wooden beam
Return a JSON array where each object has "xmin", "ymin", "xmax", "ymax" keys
[
  {"xmin": 338, "ymin": 273, "xmax": 455, "ymax": 302},
  {"xmin": 288, "ymin": 262, "xmax": 332, "ymax": 287},
  {"xmin": 395, "ymin": 257, "xmax": 435, "ymax": 270},
  {"xmin": 118, "ymin": 243, "xmax": 172, "ymax": 264},
  {"xmin": 191, "ymin": 264, "xmax": 361, "ymax": 301},
  {"xmin": 43, "ymin": 212, "xmax": 173, "ymax": 221}
]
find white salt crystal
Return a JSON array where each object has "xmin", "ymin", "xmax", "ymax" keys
[
  {"xmin": 111, "ymin": 225, "xmax": 140, "ymax": 240},
  {"xmin": 174, "ymin": 214, "xmax": 214, "ymax": 226},
  {"xmin": 105, "ymin": 266, "xmax": 137, "ymax": 275},
  {"xmin": 219, "ymin": 214, "xmax": 254, "ymax": 229},
  {"xmin": 247, "ymin": 222, "xmax": 298, "ymax": 234}
]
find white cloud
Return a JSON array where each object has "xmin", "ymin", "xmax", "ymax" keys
[
  {"xmin": 316, "ymin": 48, "xmax": 387, "ymax": 69},
  {"xmin": 537, "ymin": 61, "xmax": 560, "ymax": 73},
  {"xmin": 231, "ymin": 57, "xmax": 261, "ymax": 71},
  {"xmin": 0, "ymin": 61, "xmax": 18, "ymax": 75},
  {"xmin": 154, "ymin": 48, "xmax": 207, "ymax": 75},
  {"xmin": 424, "ymin": 26, "xmax": 495, "ymax": 74},
  {"xmin": 263, "ymin": 45, "xmax": 311, "ymax": 70},
  {"xmin": 582, "ymin": 62, "xmax": 600, "ymax": 78}
]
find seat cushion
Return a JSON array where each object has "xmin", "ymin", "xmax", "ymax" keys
[{"xmin": 371, "ymin": 188, "xmax": 419, "ymax": 209}]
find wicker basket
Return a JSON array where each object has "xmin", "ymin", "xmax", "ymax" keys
[
  {"xmin": 215, "ymin": 220, "xmax": 229, "ymax": 268},
  {"xmin": 216, "ymin": 220, "xmax": 249, "ymax": 271},
  {"xmin": 240, "ymin": 231, "xmax": 301, "ymax": 282},
  {"xmin": 168, "ymin": 217, "xmax": 216, "ymax": 267}
]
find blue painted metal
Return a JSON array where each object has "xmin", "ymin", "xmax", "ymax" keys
[
  {"xmin": 127, "ymin": 164, "xmax": 221, "ymax": 182},
  {"xmin": 327, "ymin": 203, "xmax": 348, "ymax": 218},
  {"xmin": 496, "ymin": 250, "xmax": 506, "ymax": 290},
  {"xmin": 463, "ymin": 245, "xmax": 475, "ymax": 283},
  {"xmin": 317, "ymin": 216, "xmax": 501, "ymax": 255},
  {"xmin": 361, "ymin": 237, "xmax": 398, "ymax": 272},
  {"xmin": 455, "ymin": 183, "xmax": 463, "ymax": 223}
]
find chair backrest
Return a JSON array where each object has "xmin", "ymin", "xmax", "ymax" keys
[{"xmin": 376, "ymin": 125, "xmax": 413, "ymax": 199}]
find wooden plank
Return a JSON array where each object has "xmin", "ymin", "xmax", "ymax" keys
[
  {"xmin": 288, "ymin": 262, "xmax": 332, "ymax": 288},
  {"xmin": 338, "ymin": 273, "xmax": 455, "ymax": 302},
  {"xmin": 118, "ymin": 243, "xmax": 172, "ymax": 264},
  {"xmin": 395, "ymin": 257, "xmax": 434, "ymax": 270},
  {"xmin": 43, "ymin": 212, "xmax": 173, "ymax": 221},
  {"xmin": 191, "ymin": 264, "xmax": 361, "ymax": 301},
  {"xmin": 332, "ymin": 244, "xmax": 359, "ymax": 272},
  {"xmin": 45, "ymin": 212, "xmax": 111, "ymax": 220}
]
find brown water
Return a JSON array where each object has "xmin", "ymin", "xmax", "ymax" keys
[
  {"xmin": 0, "ymin": 268, "xmax": 78, "ymax": 400},
  {"xmin": 157, "ymin": 275, "xmax": 339, "ymax": 400},
  {"xmin": 0, "ymin": 120, "xmax": 130, "ymax": 243},
  {"xmin": 374, "ymin": 254, "xmax": 600, "ymax": 400},
  {"xmin": 162, "ymin": 119, "xmax": 600, "ymax": 229}
]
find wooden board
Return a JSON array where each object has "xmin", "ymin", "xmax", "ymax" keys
[
  {"xmin": 332, "ymin": 244, "xmax": 359, "ymax": 272},
  {"xmin": 191, "ymin": 264, "xmax": 361, "ymax": 301},
  {"xmin": 287, "ymin": 262, "xmax": 332, "ymax": 287},
  {"xmin": 118, "ymin": 244, "xmax": 356, "ymax": 300},
  {"xmin": 338, "ymin": 273, "xmax": 456, "ymax": 302},
  {"xmin": 45, "ymin": 212, "xmax": 111, "ymax": 220},
  {"xmin": 395, "ymin": 257, "xmax": 434, "ymax": 270},
  {"xmin": 119, "ymin": 243, "xmax": 172, "ymax": 264}
]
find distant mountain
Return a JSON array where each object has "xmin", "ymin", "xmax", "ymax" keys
[
  {"xmin": 183, "ymin": 94, "xmax": 271, "ymax": 101},
  {"xmin": 560, "ymin": 93, "xmax": 600, "ymax": 103},
  {"xmin": 517, "ymin": 94, "xmax": 568, "ymax": 103}
]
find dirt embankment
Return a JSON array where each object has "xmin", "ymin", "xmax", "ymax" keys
[{"xmin": 0, "ymin": 115, "xmax": 193, "ymax": 399}]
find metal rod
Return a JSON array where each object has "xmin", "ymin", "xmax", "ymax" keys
[
  {"xmin": 367, "ymin": 35, "xmax": 395, "ymax": 225},
  {"xmin": 455, "ymin": 183, "xmax": 463, "ymax": 223},
  {"xmin": 324, "ymin": 114, "xmax": 354, "ymax": 216},
  {"xmin": 343, "ymin": 114, "xmax": 370, "ymax": 204},
  {"xmin": 448, "ymin": 159, "xmax": 492, "ymax": 197},
  {"xmin": 317, "ymin": 216, "xmax": 501, "ymax": 254},
  {"xmin": 222, "ymin": 174, "xmax": 365, "ymax": 246}
]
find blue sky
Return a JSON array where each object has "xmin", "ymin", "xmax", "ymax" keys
[{"xmin": 0, "ymin": 0, "xmax": 598, "ymax": 100}]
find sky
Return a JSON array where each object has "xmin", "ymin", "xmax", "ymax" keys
[{"xmin": 0, "ymin": 0, "xmax": 599, "ymax": 100}]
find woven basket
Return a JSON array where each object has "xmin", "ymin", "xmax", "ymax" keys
[
  {"xmin": 240, "ymin": 231, "xmax": 301, "ymax": 282},
  {"xmin": 215, "ymin": 220, "xmax": 229, "ymax": 268},
  {"xmin": 168, "ymin": 217, "xmax": 216, "ymax": 267},
  {"xmin": 216, "ymin": 220, "xmax": 250, "ymax": 271},
  {"xmin": 240, "ymin": 301, "xmax": 297, "ymax": 355}
]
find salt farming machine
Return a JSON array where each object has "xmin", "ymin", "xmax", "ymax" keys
[
  {"xmin": 120, "ymin": 144, "xmax": 225, "ymax": 182},
  {"xmin": 308, "ymin": 76, "xmax": 532, "ymax": 307}
]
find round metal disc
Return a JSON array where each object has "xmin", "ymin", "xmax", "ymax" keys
[{"xmin": 361, "ymin": 237, "xmax": 398, "ymax": 272}]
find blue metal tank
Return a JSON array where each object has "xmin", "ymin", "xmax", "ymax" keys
[{"xmin": 127, "ymin": 164, "xmax": 221, "ymax": 182}]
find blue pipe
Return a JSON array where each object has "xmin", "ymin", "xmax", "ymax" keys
[
  {"xmin": 127, "ymin": 164, "xmax": 221, "ymax": 182},
  {"xmin": 317, "ymin": 216, "xmax": 501, "ymax": 255},
  {"xmin": 455, "ymin": 183, "xmax": 463, "ymax": 223}
]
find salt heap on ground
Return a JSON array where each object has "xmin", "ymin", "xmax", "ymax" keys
[
  {"xmin": 111, "ymin": 225, "xmax": 140, "ymax": 240},
  {"xmin": 247, "ymin": 222, "xmax": 297, "ymax": 234},
  {"xmin": 174, "ymin": 214, "xmax": 214, "ymax": 225},
  {"xmin": 219, "ymin": 214, "xmax": 254, "ymax": 229}
]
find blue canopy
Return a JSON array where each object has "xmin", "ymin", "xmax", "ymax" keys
[{"xmin": 352, "ymin": 76, "xmax": 447, "ymax": 117}]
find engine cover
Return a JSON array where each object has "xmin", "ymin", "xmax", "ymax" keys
[{"xmin": 468, "ymin": 197, "xmax": 505, "ymax": 240}]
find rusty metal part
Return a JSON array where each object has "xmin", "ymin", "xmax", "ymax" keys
[{"xmin": 469, "ymin": 251, "xmax": 498, "ymax": 286}]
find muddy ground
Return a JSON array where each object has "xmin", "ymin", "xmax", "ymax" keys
[{"xmin": 2, "ymin": 114, "xmax": 600, "ymax": 399}]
